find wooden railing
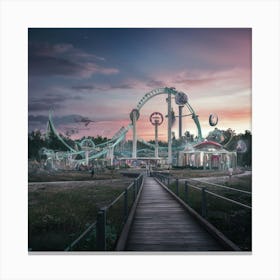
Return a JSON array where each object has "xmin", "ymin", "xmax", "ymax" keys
[
  {"xmin": 152, "ymin": 172, "xmax": 252, "ymax": 250},
  {"xmin": 65, "ymin": 173, "xmax": 144, "ymax": 251}
]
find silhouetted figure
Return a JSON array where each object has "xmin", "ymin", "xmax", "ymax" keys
[{"xmin": 91, "ymin": 168, "xmax": 95, "ymax": 178}]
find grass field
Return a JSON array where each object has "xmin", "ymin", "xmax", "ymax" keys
[
  {"xmin": 28, "ymin": 178, "xmax": 133, "ymax": 251},
  {"xmin": 28, "ymin": 169, "xmax": 125, "ymax": 182}
]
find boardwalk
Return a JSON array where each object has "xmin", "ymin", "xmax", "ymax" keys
[{"xmin": 125, "ymin": 177, "xmax": 225, "ymax": 251}]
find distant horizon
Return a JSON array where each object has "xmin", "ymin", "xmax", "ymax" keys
[{"xmin": 29, "ymin": 28, "xmax": 252, "ymax": 141}]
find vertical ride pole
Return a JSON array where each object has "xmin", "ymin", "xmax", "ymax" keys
[
  {"xmin": 155, "ymin": 122, "xmax": 159, "ymax": 158},
  {"xmin": 110, "ymin": 147, "xmax": 114, "ymax": 166},
  {"xmin": 167, "ymin": 93, "xmax": 172, "ymax": 166},
  {"xmin": 132, "ymin": 111, "xmax": 137, "ymax": 158},
  {"xmin": 178, "ymin": 105, "xmax": 183, "ymax": 139},
  {"xmin": 85, "ymin": 150, "xmax": 89, "ymax": 166}
]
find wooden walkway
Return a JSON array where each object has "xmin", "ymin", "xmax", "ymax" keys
[{"xmin": 125, "ymin": 177, "xmax": 226, "ymax": 251}]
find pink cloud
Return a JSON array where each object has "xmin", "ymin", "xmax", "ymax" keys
[
  {"xmin": 152, "ymin": 67, "xmax": 251, "ymax": 96},
  {"xmin": 79, "ymin": 62, "xmax": 119, "ymax": 77}
]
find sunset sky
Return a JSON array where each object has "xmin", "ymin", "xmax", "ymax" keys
[{"xmin": 28, "ymin": 28, "xmax": 251, "ymax": 141}]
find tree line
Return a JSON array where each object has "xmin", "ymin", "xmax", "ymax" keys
[{"xmin": 28, "ymin": 129, "xmax": 252, "ymax": 167}]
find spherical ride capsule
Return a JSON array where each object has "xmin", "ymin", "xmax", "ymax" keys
[
  {"xmin": 209, "ymin": 113, "xmax": 218, "ymax": 126},
  {"xmin": 175, "ymin": 91, "xmax": 188, "ymax": 105},
  {"xmin": 129, "ymin": 109, "xmax": 140, "ymax": 122},
  {"xmin": 236, "ymin": 140, "xmax": 247, "ymax": 153}
]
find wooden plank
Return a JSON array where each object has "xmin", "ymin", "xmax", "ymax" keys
[
  {"xmin": 155, "ymin": 177, "xmax": 241, "ymax": 251},
  {"xmin": 125, "ymin": 177, "xmax": 227, "ymax": 251}
]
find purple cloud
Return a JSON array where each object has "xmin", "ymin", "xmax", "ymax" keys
[{"xmin": 29, "ymin": 42, "xmax": 118, "ymax": 78}]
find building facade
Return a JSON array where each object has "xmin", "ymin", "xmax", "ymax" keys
[{"xmin": 177, "ymin": 140, "xmax": 237, "ymax": 170}]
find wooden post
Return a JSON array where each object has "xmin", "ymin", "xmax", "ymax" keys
[
  {"xmin": 175, "ymin": 178, "xmax": 179, "ymax": 196},
  {"xmin": 168, "ymin": 175, "xmax": 170, "ymax": 186},
  {"xmin": 201, "ymin": 187, "xmax": 207, "ymax": 218},
  {"xmin": 133, "ymin": 179, "xmax": 137, "ymax": 200},
  {"xmin": 123, "ymin": 189, "xmax": 128, "ymax": 221},
  {"xmin": 184, "ymin": 181, "xmax": 188, "ymax": 203},
  {"xmin": 136, "ymin": 178, "xmax": 139, "ymax": 194},
  {"xmin": 96, "ymin": 208, "xmax": 106, "ymax": 250}
]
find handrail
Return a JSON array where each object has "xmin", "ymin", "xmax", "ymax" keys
[
  {"xmin": 65, "ymin": 221, "xmax": 97, "ymax": 251},
  {"xmin": 106, "ymin": 181, "xmax": 135, "ymax": 210},
  {"xmin": 188, "ymin": 178, "xmax": 251, "ymax": 195},
  {"xmin": 153, "ymin": 172, "xmax": 251, "ymax": 209},
  {"xmin": 153, "ymin": 172, "xmax": 251, "ymax": 195},
  {"xmin": 205, "ymin": 189, "xmax": 252, "ymax": 210},
  {"xmin": 154, "ymin": 177, "xmax": 241, "ymax": 251},
  {"xmin": 64, "ymin": 173, "xmax": 144, "ymax": 251},
  {"xmin": 152, "ymin": 171, "xmax": 251, "ymax": 250},
  {"xmin": 187, "ymin": 182, "xmax": 251, "ymax": 209},
  {"xmin": 187, "ymin": 183, "xmax": 202, "ymax": 191}
]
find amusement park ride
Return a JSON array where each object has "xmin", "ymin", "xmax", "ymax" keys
[{"xmin": 41, "ymin": 87, "xmax": 236, "ymax": 170}]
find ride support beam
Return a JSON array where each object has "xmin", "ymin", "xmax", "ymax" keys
[
  {"xmin": 155, "ymin": 123, "xmax": 159, "ymax": 158},
  {"xmin": 110, "ymin": 147, "xmax": 114, "ymax": 166},
  {"xmin": 85, "ymin": 150, "xmax": 89, "ymax": 166},
  {"xmin": 132, "ymin": 111, "xmax": 137, "ymax": 158},
  {"xmin": 179, "ymin": 105, "xmax": 184, "ymax": 138},
  {"xmin": 167, "ymin": 93, "xmax": 172, "ymax": 165}
]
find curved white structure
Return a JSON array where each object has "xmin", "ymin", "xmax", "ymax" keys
[{"xmin": 44, "ymin": 87, "xmax": 202, "ymax": 167}]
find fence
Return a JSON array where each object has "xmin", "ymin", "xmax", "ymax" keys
[
  {"xmin": 153, "ymin": 172, "xmax": 252, "ymax": 250},
  {"xmin": 65, "ymin": 173, "xmax": 144, "ymax": 251}
]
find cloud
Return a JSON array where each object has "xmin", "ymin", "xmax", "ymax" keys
[
  {"xmin": 29, "ymin": 55, "xmax": 86, "ymax": 76},
  {"xmin": 149, "ymin": 67, "xmax": 251, "ymax": 98},
  {"xmin": 29, "ymin": 102, "xmax": 63, "ymax": 112},
  {"xmin": 28, "ymin": 113, "xmax": 92, "ymax": 127},
  {"xmin": 29, "ymin": 91, "xmax": 82, "ymax": 112},
  {"xmin": 146, "ymin": 80, "xmax": 166, "ymax": 88},
  {"xmin": 110, "ymin": 83, "xmax": 137, "ymax": 89},
  {"xmin": 28, "ymin": 115, "xmax": 49, "ymax": 123},
  {"xmin": 71, "ymin": 85, "xmax": 96, "ymax": 91},
  {"xmin": 71, "ymin": 82, "xmax": 138, "ymax": 92},
  {"xmin": 29, "ymin": 42, "xmax": 105, "ymax": 61},
  {"xmin": 28, "ymin": 42, "xmax": 118, "ymax": 78}
]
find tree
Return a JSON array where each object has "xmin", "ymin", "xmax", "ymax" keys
[{"xmin": 28, "ymin": 130, "xmax": 45, "ymax": 160}]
